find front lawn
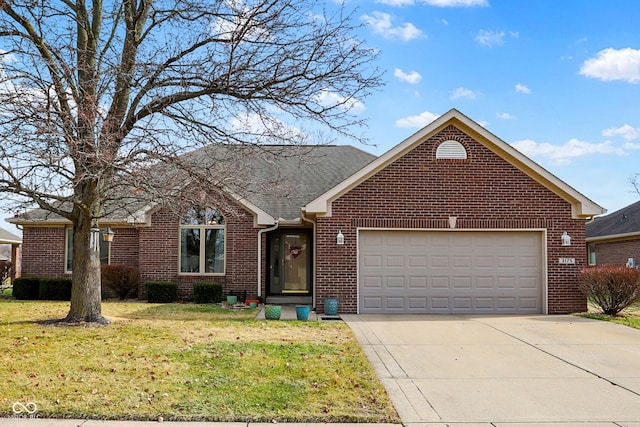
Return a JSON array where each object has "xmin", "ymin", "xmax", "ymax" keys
[
  {"xmin": 580, "ymin": 301, "xmax": 640, "ymax": 329},
  {"xmin": 0, "ymin": 300, "xmax": 399, "ymax": 422}
]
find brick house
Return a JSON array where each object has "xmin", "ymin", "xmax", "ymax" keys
[
  {"xmin": 7, "ymin": 109, "xmax": 605, "ymax": 314},
  {"xmin": 586, "ymin": 200, "xmax": 640, "ymax": 267}
]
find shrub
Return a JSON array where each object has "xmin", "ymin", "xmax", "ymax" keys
[
  {"xmin": 579, "ymin": 265, "xmax": 640, "ymax": 316},
  {"xmin": 146, "ymin": 281, "xmax": 178, "ymax": 303},
  {"xmin": 38, "ymin": 278, "xmax": 72, "ymax": 301},
  {"xmin": 193, "ymin": 282, "xmax": 223, "ymax": 304},
  {"xmin": 12, "ymin": 277, "xmax": 40, "ymax": 300},
  {"xmin": 101, "ymin": 265, "xmax": 141, "ymax": 300},
  {"xmin": 0, "ymin": 260, "xmax": 12, "ymax": 284}
]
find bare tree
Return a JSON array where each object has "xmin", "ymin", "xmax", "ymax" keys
[{"xmin": 0, "ymin": 0, "xmax": 381, "ymax": 323}]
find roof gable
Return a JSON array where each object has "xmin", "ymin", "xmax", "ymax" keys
[{"xmin": 305, "ymin": 109, "xmax": 605, "ymax": 220}]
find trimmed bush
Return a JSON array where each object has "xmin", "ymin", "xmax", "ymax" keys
[
  {"xmin": 193, "ymin": 282, "xmax": 223, "ymax": 304},
  {"xmin": 12, "ymin": 277, "xmax": 40, "ymax": 300},
  {"xmin": 146, "ymin": 281, "xmax": 178, "ymax": 303},
  {"xmin": 579, "ymin": 265, "xmax": 640, "ymax": 316},
  {"xmin": 38, "ymin": 278, "xmax": 72, "ymax": 301},
  {"xmin": 102, "ymin": 265, "xmax": 141, "ymax": 300}
]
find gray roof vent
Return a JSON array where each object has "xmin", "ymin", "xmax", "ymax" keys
[{"xmin": 436, "ymin": 140, "xmax": 467, "ymax": 159}]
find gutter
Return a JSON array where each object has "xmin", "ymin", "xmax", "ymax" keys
[{"xmin": 586, "ymin": 231, "xmax": 640, "ymax": 243}]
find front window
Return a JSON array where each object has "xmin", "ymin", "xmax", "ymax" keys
[
  {"xmin": 179, "ymin": 207, "xmax": 225, "ymax": 274},
  {"xmin": 65, "ymin": 228, "xmax": 111, "ymax": 272},
  {"xmin": 588, "ymin": 243, "xmax": 596, "ymax": 266}
]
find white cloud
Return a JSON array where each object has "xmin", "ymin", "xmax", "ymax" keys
[
  {"xmin": 375, "ymin": 0, "xmax": 414, "ymax": 5},
  {"xmin": 580, "ymin": 47, "xmax": 640, "ymax": 83},
  {"xmin": 449, "ymin": 87, "xmax": 477, "ymax": 100},
  {"xmin": 475, "ymin": 29, "xmax": 518, "ymax": 47},
  {"xmin": 375, "ymin": 0, "xmax": 488, "ymax": 5},
  {"xmin": 315, "ymin": 88, "xmax": 366, "ymax": 114},
  {"xmin": 475, "ymin": 30, "xmax": 504, "ymax": 47},
  {"xmin": 394, "ymin": 68, "xmax": 422, "ymax": 84},
  {"xmin": 602, "ymin": 124, "xmax": 640, "ymax": 141},
  {"xmin": 230, "ymin": 112, "xmax": 306, "ymax": 143},
  {"xmin": 512, "ymin": 138, "xmax": 626, "ymax": 165},
  {"xmin": 515, "ymin": 83, "xmax": 531, "ymax": 94},
  {"xmin": 395, "ymin": 111, "xmax": 439, "ymax": 128},
  {"xmin": 361, "ymin": 12, "xmax": 425, "ymax": 41},
  {"xmin": 497, "ymin": 112, "xmax": 516, "ymax": 120}
]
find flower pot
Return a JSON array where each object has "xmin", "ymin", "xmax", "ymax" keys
[
  {"xmin": 226, "ymin": 295, "xmax": 238, "ymax": 305},
  {"xmin": 249, "ymin": 302, "xmax": 258, "ymax": 309},
  {"xmin": 295, "ymin": 305, "xmax": 310, "ymax": 321},
  {"xmin": 245, "ymin": 299, "xmax": 260, "ymax": 307},
  {"xmin": 264, "ymin": 305, "xmax": 281, "ymax": 320},
  {"xmin": 324, "ymin": 298, "xmax": 338, "ymax": 316}
]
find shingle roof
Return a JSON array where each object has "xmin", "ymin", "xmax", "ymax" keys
[
  {"xmin": 8, "ymin": 144, "xmax": 377, "ymax": 225},
  {"xmin": 586, "ymin": 199, "xmax": 640, "ymax": 239},
  {"xmin": 0, "ymin": 227, "xmax": 21, "ymax": 244},
  {"xmin": 186, "ymin": 144, "xmax": 377, "ymax": 220}
]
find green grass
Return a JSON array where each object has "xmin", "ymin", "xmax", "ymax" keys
[
  {"xmin": 579, "ymin": 301, "xmax": 640, "ymax": 330},
  {"xmin": 0, "ymin": 300, "xmax": 399, "ymax": 422}
]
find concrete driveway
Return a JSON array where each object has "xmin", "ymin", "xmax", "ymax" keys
[{"xmin": 343, "ymin": 314, "xmax": 640, "ymax": 427}]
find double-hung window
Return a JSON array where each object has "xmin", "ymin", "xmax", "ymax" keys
[
  {"xmin": 65, "ymin": 228, "xmax": 111, "ymax": 273},
  {"xmin": 179, "ymin": 207, "xmax": 225, "ymax": 274}
]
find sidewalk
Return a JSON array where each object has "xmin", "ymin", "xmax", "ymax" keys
[{"xmin": 0, "ymin": 421, "xmax": 396, "ymax": 427}]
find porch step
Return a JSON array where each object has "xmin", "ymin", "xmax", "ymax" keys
[{"xmin": 265, "ymin": 295, "xmax": 313, "ymax": 305}]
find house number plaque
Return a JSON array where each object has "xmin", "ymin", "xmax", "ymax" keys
[{"xmin": 558, "ymin": 258, "xmax": 576, "ymax": 265}]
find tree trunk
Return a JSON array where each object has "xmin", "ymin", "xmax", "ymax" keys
[{"xmin": 65, "ymin": 213, "xmax": 109, "ymax": 324}]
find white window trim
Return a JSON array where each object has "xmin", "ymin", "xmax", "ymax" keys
[
  {"xmin": 65, "ymin": 227, "xmax": 111, "ymax": 273},
  {"xmin": 178, "ymin": 211, "xmax": 226, "ymax": 276}
]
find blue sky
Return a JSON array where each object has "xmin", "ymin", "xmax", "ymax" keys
[
  {"xmin": 2, "ymin": 0, "xmax": 640, "ymax": 233},
  {"xmin": 346, "ymin": 0, "xmax": 640, "ymax": 216}
]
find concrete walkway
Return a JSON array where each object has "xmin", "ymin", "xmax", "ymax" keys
[{"xmin": 344, "ymin": 314, "xmax": 640, "ymax": 426}]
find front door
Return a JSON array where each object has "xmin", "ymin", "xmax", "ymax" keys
[{"xmin": 268, "ymin": 230, "xmax": 312, "ymax": 295}]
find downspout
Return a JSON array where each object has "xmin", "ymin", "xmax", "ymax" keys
[
  {"xmin": 300, "ymin": 209, "xmax": 316, "ymax": 310},
  {"xmin": 257, "ymin": 221, "xmax": 280, "ymax": 300}
]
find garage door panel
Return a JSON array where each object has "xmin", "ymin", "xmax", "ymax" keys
[
  {"xmin": 408, "ymin": 276, "xmax": 427, "ymax": 288},
  {"xmin": 387, "ymin": 276, "xmax": 405, "ymax": 288},
  {"xmin": 359, "ymin": 230, "xmax": 543, "ymax": 314}
]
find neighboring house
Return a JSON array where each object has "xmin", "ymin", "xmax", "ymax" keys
[
  {"xmin": 7, "ymin": 109, "xmax": 605, "ymax": 314},
  {"xmin": 0, "ymin": 226, "xmax": 22, "ymax": 284},
  {"xmin": 586, "ymin": 200, "xmax": 640, "ymax": 267}
]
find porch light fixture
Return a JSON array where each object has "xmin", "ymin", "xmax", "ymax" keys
[
  {"xmin": 448, "ymin": 216, "xmax": 457, "ymax": 229},
  {"xmin": 561, "ymin": 231, "xmax": 571, "ymax": 246},
  {"xmin": 336, "ymin": 230, "xmax": 345, "ymax": 245},
  {"xmin": 103, "ymin": 227, "xmax": 115, "ymax": 242}
]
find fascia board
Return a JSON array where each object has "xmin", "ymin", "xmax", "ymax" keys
[
  {"xmin": 586, "ymin": 231, "xmax": 640, "ymax": 243},
  {"xmin": 306, "ymin": 109, "xmax": 606, "ymax": 220},
  {"xmin": 306, "ymin": 110, "xmax": 457, "ymax": 215},
  {"xmin": 454, "ymin": 115, "xmax": 606, "ymax": 219}
]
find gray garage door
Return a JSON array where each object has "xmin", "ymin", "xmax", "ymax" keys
[{"xmin": 358, "ymin": 230, "xmax": 543, "ymax": 314}]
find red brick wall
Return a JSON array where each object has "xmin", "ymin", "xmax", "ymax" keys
[
  {"xmin": 591, "ymin": 239, "xmax": 640, "ymax": 266},
  {"xmin": 315, "ymin": 125, "xmax": 588, "ymax": 314},
  {"xmin": 20, "ymin": 227, "xmax": 68, "ymax": 278},
  {"xmin": 137, "ymin": 203, "xmax": 259, "ymax": 300},
  {"xmin": 19, "ymin": 199, "xmax": 261, "ymax": 301}
]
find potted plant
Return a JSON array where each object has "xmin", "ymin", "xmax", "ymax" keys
[{"xmin": 264, "ymin": 305, "xmax": 282, "ymax": 320}]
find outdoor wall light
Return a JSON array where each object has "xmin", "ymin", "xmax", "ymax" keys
[
  {"xmin": 103, "ymin": 227, "xmax": 115, "ymax": 242},
  {"xmin": 336, "ymin": 230, "xmax": 345, "ymax": 245},
  {"xmin": 561, "ymin": 231, "xmax": 571, "ymax": 246}
]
